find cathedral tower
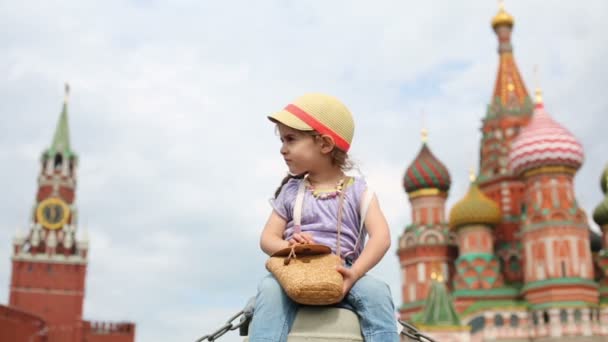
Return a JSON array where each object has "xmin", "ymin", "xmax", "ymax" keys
[
  {"xmin": 509, "ymin": 88, "xmax": 597, "ymax": 335},
  {"xmin": 9, "ymin": 85, "xmax": 89, "ymax": 342},
  {"xmin": 477, "ymin": 2, "xmax": 533, "ymax": 284},
  {"xmin": 398, "ymin": 129, "xmax": 457, "ymax": 319}
]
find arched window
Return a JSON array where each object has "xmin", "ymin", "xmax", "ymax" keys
[
  {"xmin": 69, "ymin": 157, "xmax": 75, "ymax": 174},
  {"xmin": 54, "ymin": 153, "xmax": 63, "ymax": 170},
  {"xmin": 508, "ymin": 255, "xmax": 520, "ymax": 273},
  {"xmin": 469, "ymin": 316, "xmax": 485, "ymax": 334},
  {"xmin": 531, "ymin": 312, "xmax": 538, "ymax": 326},
  {"xmin": 510, "ymin": 314, "xmax": 519, "ymax": 327},
  {"xmin": 574, "ymin": 309, "xmax": 582, "ymax": 322},
  {"xmin": 494, "ymin": 314, "xmax": 504, "ymax": 327},
  {"xmin": 560, "ymin": 309, "xmax": 568, "ymax": 323}
]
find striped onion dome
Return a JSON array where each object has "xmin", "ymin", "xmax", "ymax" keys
[
  {"xmin": 403, "ymin": 142, "xmax": 451, "ymax": 193},
  {"xmin": 449, "ymin": 181, "xmax": 501, "ymax": 229},
  {"xmin": 508, "ymin": 89, "xmax": 584, "ymax": 176}
]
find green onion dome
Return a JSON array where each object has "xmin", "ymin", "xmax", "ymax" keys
[
  {"xmin": 403, "ymin": 143, "xmax": 451, "ymax": 194},
  {"xmin": 593, "ymin": 196, "xmax": 608, "ymax": 226},
  {"xmin": 593, "ymin": 165, "xmax": 608, "ymax": 226},
  {"xmin": 589, "ymin": 228, "xmax": 602, "ymax": 253},
  {"xmin": 449, "ymin": 181, "xmax": 501, "ymax": 229},
  {"xmin": 600, "ymin": 164, "xmax": 608, "ymax": 195}
]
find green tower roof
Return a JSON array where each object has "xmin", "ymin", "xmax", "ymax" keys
[
  {"xmin": 419, "ymin": 277, "xmax": 462, "ymax": 327},
  {"xmin": 46, "ymin": 84, "xmax": 75, "ymax": 158}
]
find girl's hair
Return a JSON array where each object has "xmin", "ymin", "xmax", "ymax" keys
[{"xmin": 274, "ymin": 132, "xmax": 354, "ymax": 198}]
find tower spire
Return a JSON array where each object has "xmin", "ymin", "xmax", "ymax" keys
[
  {"xmin": 533, "ymin": 65, "xmax": 544, "ymax": 107},
  {"xmin": 49, "ymin": 83, "xmax": 73, "ymax": 157},
  {"xmin": 420, "ymin": 110, "xmax": 429, "ymax": 143},
  {"xmin": 488, "ymin": 1, "xmax": 530, "ymax": 114}
]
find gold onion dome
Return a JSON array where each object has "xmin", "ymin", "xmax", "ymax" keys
[
  {"xmin": 492, "ymin": 2, "xmax": 514, "ymax": 29},
  {"xmin": 449, "ymin": 174, "xmax": 501, "ymax": 229}
]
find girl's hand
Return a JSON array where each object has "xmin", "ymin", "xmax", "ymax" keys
[
  {"xmin": 336, "ymin": 265, "xmax": 362, "ymax": 299},
  {"xmin": 288, "ymin": 232, "xmax": 314, "ymax": 245}
]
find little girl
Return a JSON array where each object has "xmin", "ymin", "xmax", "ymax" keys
[{"xmin": 249, "ymin": 93, "xmax": 399, "ymax": 342}]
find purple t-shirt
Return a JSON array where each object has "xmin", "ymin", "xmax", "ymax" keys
[{"xmin": 270, "ymin": 177, "xmax": 368, "ymax": 262}]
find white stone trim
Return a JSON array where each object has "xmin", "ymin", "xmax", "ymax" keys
[{"xmin": 11, "ymin": 252, "xmax": 87, "ymax": 264}]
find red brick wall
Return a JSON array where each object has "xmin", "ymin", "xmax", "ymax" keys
[{"xmin": 0, "ymin": 304, "xmax": 48, "ymax": 342}]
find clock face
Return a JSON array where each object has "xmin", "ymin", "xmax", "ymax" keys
[{"xmin": 36, "ymin": 197, "xmax": 70, "ymax": 230}]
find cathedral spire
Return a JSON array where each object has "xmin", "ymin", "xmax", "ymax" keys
[
  {"xmin": 48, "ymin": 83, "xmax": 74, "ymax": 157},
  {"xmin": 488, "ymin": 2, "xmax": 531, "ymax": 116}
]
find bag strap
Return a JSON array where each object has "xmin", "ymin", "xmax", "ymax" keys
[
  {"xmin": 335, "ymin": 181, "xmax": 348, "ymax": 257},
  {"xmin": 293, "ymin": 179, "xmax": 306, "ymax": 233}
]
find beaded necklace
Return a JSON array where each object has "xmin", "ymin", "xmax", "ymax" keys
[{"xmin": 305, "ymin": 177, "xmax": 345, "ymax": 199}]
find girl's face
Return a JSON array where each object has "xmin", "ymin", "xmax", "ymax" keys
[{"xmin": 277, "ymin": 124, "xmax": 323, "ymax": 175}]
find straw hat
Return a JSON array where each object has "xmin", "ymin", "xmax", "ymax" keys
[{"xmin": 268, "ymin": 93, "xmax": 354, "ymax": 152}]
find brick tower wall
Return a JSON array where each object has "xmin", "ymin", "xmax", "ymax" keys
[{"xmin": 9, "ymin": 260, "xmax": 87, "ymax": 342}]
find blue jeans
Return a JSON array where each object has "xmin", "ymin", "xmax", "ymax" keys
[{"xmin": 248, "ymin": 273, "xmax": 399, "ymax": 342}]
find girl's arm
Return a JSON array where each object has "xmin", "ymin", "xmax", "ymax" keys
[
  {"xmin": 260, "ymin": 211, "xmax": 290, "ymax": 256},
  {"xmin": 337, "ymin": 192, "xmax": 391, "ymax": 293}
]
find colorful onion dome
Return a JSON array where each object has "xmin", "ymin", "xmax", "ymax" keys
[
  {"xmin": 403, "ymin": 136, "xmax": 451, "ymax": 194},
  {"xmin": 508, "ymin": 89, "xmax": 584, "ymax": 176},
  {"xmin": 449, "ymin": 174, "xmax": 501, "ymax": 229},
  {"xmin": 492, "ymin": 2, "xmax": 514, "ymax": 29},
  {"xmin": 593, "ymin": 196, "xmax": 608, "ymax": 227}
]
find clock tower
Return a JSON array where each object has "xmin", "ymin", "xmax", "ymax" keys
[{"xmin": 9, "ymin": 84, "xmax": 89, "ymax": 342}]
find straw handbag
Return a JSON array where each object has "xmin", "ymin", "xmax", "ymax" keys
[{"xmin": 266, "ymin": 177, "xmax": 373, "ymax": 305}]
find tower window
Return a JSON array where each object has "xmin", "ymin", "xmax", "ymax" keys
[
  {"xmin": 560, "ymin": 310, "xmax": 568, "ymax": 323},
  {"xmin": 54, "ymin": 153, "xmax": 63, "ymax": 169},
  {"xmin": 494, "ymin": 314, "xmax": 504, "ymax": 327},
  {"xmin": 574, "ymin": 309, "xmax": 582, "ymax": 322},
  {"xmin": 69, "ymin": 157, "xmax": 75, "ymax": 174},
  {"xmin": 509, "ymin": 314, "xmax": 519, "ymax": 327}
]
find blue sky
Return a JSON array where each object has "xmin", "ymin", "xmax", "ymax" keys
[{"xmin": 1, "ymin": 1, "xmax": 607, "ymax": 341}]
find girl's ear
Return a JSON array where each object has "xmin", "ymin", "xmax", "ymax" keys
[{"xmin": 318, "ymin": 135, "xmax": 336, "ymax": 154}]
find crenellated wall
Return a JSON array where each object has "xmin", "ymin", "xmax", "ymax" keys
[{"xmin": 82, "ymin": 321, "xmax": 136, "ymax": 342}]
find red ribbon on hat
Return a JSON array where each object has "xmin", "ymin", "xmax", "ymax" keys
[{"xmin": 284, "ymin": 104, "xmax": 350, "ymax": 152}]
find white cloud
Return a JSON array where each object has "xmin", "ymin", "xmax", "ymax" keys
[{"xmin": 1, "ymin": 1, "xmax": 607, "ymax": 341}]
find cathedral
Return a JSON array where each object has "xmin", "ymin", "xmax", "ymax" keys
[
  {"xmin": 0, "ymin": 87, "xmax": 136, "ymax": 341},
  {"xmin": 397, "ymin": 4, "xmax": 608, "ymax": 342}
]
